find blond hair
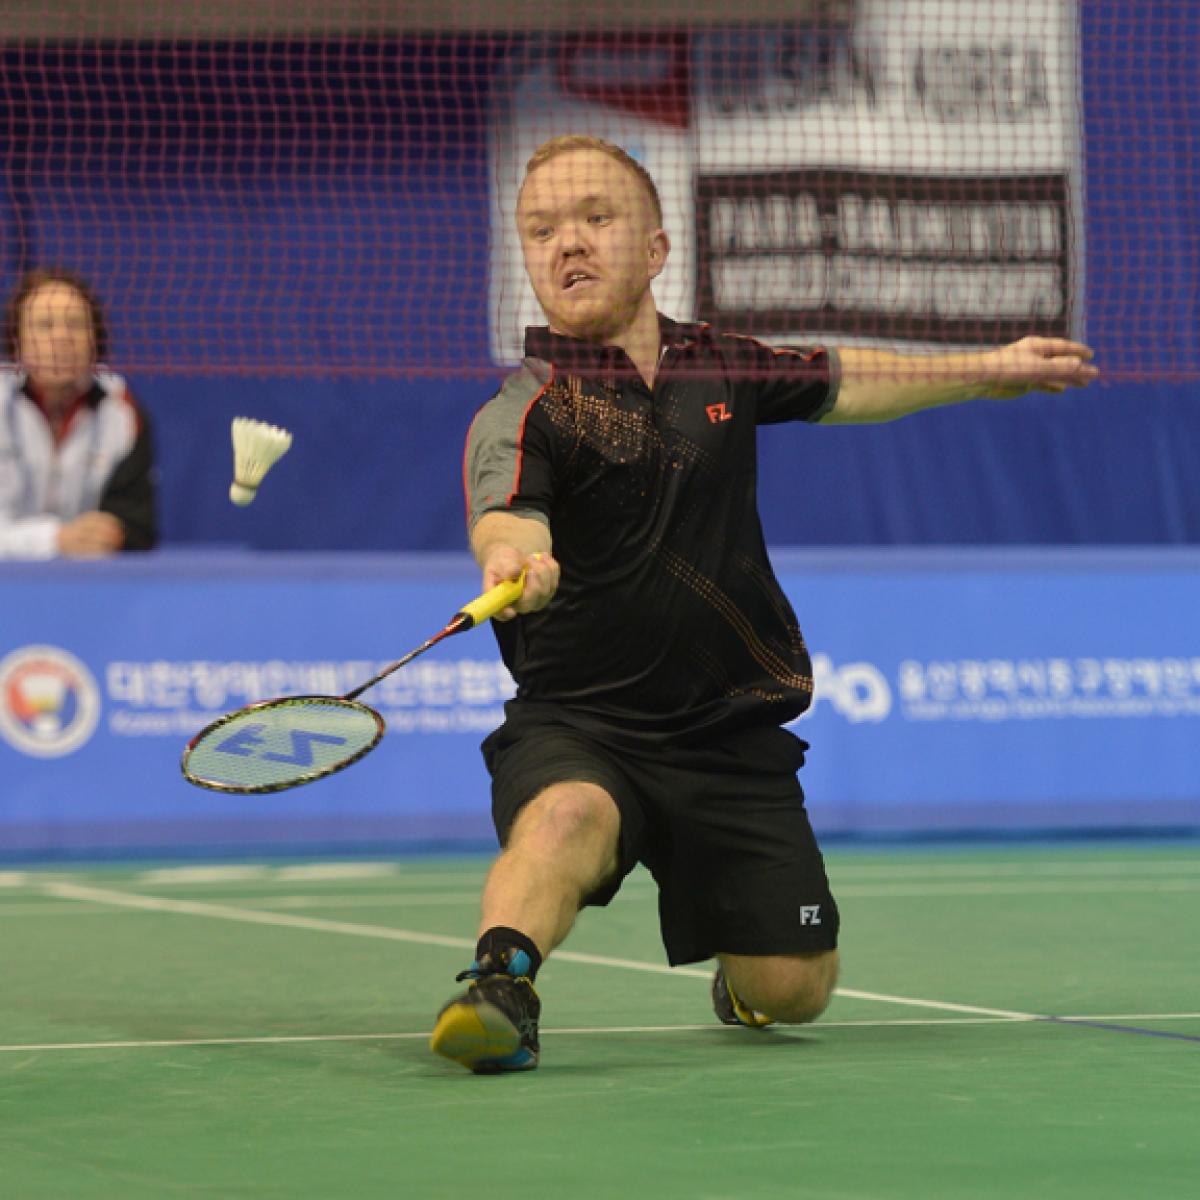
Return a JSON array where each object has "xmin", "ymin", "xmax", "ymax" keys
[{"xmin": 523, "ymin": 135, "xmax": 664, "ymax": 229}]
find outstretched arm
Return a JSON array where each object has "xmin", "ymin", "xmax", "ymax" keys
[
  {"xmin": 470, "ymin": 510, "xmax": 559, "ymax": 621},
  {"xmin": 826, "ymin": 336, "xmax": 1099, "ymax": 425}
]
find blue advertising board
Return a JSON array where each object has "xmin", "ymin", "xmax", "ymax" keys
[
  {"xmin": 780, "ymin": 549, "xmax": 1200, "ymax": 833},
  {"xmin": 1, "ymin": 549, "xmax": 1197, "ymax": 857}
]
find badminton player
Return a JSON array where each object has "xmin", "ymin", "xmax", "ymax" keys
[
  {"xmin": 432, "ymin": 135, "xmax": 1098, "ymax": 1073},
  {"xmin": 0, "ymin": 268, "xmax": 157, "ymax": 558}
]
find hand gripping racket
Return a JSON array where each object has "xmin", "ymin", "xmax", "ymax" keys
[{"xmin": 181, "ymin": 575, "xmax": 524, "ymax": 794}]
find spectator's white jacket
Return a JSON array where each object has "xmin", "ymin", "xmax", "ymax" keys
[{"xmin": 0, "ymin": 368, "xmax": 157, "ymax": 558}]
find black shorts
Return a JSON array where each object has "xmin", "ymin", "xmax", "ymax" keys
[{"xmin": 481, "ymin": 709, "xmax": 839, "ymax": 966}]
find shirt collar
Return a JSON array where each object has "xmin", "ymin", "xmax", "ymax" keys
[
  {"xmin": 523, "ymin": 314, "xmax": 705, "ymax": 378},
  {"xmin": 20, "ymin": 377, "xmax": 105, "ymax": 411}
]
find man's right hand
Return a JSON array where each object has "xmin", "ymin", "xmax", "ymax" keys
[
  {"xmin": 57, "ymin": 511, "xmax": 125, "ymax": 557},
  {"xmin": 483, "ymin": 545, "xmax": 560, "ymax": 621}
]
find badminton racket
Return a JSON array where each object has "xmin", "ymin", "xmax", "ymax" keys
[{"xmin": 181, "ymin": 574, "xmax": 524, "ymax": 794}]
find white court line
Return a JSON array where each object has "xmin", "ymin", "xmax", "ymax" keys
[
  {"xmin": 1058, "ymin": 1012, "xmax": 1200, "ymax": 1022},
  {"xmin": 75, "ymin": 855, "xmax": 1200, "ymax": 891},
  {"xmin": 0, "ymin": 903, "xmax": 143, "ymax": 917},
  {"xmin": 44, "ymin": 881, "xmax": 715, "ymax": 978},
  {"xmin": 44, "ymin": 881, "xmax": 706, "ymax": 980},
  {"xmin": 6, "ymin": 855, "xmax": 1197, "ymax": 894},
  {"xmin": 126, "ymin": 857, "xmax": 1200, "ymax": 890},
  {"xmin": 834, "ymin": 988, "xmax": 1033, "ymax": 1019},
  {"xmin": 37, "ymin": 881, "xmax": 1031, "ymax": 1019},
  {"xmin": 170, "ymin": 877, "xmax": 1200, "ymax": 904},
  {"xmin": 12, "ymin": 875, "xmax": 1200, "ymax": 919},
  {"xmin": 834, "ymin": 879, "xmax": 1200, "ymax": 898},
  {"xmin": 4, "ymin": 1013, "xmax": 1199, "ymax": 1056},
  {"xmin": 0, "ymin": 1022, "xmax": 1023, "ymax": 1055},
  {"xmin": 828, "ymin": 858, "xmax": 1200, "ymax": 880},
  {"xmin": 135, "ymin": 865, "xmax": 274, "ymax": 885},
  {"xmin": 136, "ymin": 863, "xmax": 404, "ymax": 885},
  {"xmin": 42, "ymin": 881, "xmax": 476, "ymax": 953},
  {"xmin": 0, "ymin": 892, "xmax": 487, "ymax": 916},
  {"xmin": 15, "ymin": 882, "xmax": 1200, "ymax": 1054},
  {"xmin": 36, "ymin": 881, "xmax": 1200, "ymax": 1028}
]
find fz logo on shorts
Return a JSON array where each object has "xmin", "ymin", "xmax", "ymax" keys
[{"xmin": 800, "ymin": 905, "xmax": 822, "ymax": 926}]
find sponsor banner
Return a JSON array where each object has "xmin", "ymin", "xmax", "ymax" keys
[
  {"xmin": 804, "ymin": 652, "xmax": 1200, "ymax": 725},
  {"xmin": 776, "ymin": 552, "xmax": 1200, "ymax": 832},
  {"xmin": 692, "ymin": 0, "xmax": 1082, "ymax": 345},
  {"xmin": 488, "ymin": 0, "xmax": 1081, "ymax": 359},
  {"xmin": 695, "ymin": 170, "xmax": 1070, "ymax": 346},
  {"xmin": 104, "ymin": 658, "xmax": 515, "ymax": 738},
  {"xmin": 0, "ymin": 549, "xmax": 1196, "ymax": 852},
  {"xmin": 0, "ymin": 562, "xmax": 514, "ymax": 853}
]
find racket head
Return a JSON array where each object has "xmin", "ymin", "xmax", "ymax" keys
[{"xmin": 181, "ymin": 695, "xmax": 385, "ymax": 794}]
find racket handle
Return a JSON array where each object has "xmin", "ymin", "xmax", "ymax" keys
[{"xmin": 456, "ymin": 573, "xmax": 526, "ymax": 629}]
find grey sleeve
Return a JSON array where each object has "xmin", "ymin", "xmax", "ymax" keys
[{"xmin": 464, "ymin": 364, "xmax": 554, "ymax": 535}]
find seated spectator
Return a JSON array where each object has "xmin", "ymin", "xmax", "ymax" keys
[{"xmin": 0, "ymin": 268, "xmax": 157, "ymax": 558}]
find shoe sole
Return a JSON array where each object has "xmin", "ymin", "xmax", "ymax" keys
[
  {"xmin": 429, "ymin": 998, "xmax": 536, "ymax": 1073},
  {"xmin": 712, "ymin": 973, "xmax": 774, "ymax": 1029}
]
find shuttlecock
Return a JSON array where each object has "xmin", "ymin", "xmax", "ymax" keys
[{"xmin": 230, "ymin": 417, "xmax": 292, "ymax": 505}]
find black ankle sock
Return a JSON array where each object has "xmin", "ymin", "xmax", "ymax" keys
[{"xmin": 475, "ymin": 926, "xmax": 543, "ymax": 982}]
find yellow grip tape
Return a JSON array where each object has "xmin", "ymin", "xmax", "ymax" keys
[{"xmin": 458, "ymin": 572, "xmax": 526, "ymax": 627}]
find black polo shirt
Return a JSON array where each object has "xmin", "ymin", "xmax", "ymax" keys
[{"xmin": 464, "ymin": 315, "xmax": 840, "ymax": 746}]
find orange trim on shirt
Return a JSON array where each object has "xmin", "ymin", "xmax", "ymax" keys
[
  {"xmin": 506, "ymin": 367, "xmax": 553, "ymax": 510},
  {"xmin": 723, "ymin": 333, "xmax": 822, "ymax": 362}
]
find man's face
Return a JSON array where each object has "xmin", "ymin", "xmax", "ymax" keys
[
  {"xmin": 18, "ymin": 282, "xmax": 96, "ymax": 396},
  {"xmin": 517, "ymin": 149, "xmax": 667, "ymax": 342}
]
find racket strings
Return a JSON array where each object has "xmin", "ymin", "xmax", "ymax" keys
[{"xmin": 183, "ymin": 697, "xmax": 383, "ymax": 793}]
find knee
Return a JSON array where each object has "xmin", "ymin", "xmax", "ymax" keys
[
  {"xmin": 510, "ymin": 782, "xmax": 620, "ymax": 857},
  {"xmin": 770, "ymin": 972, "xmax": 836, "ymax": 1025},
  {"xmin": 722, "ymin": 951, "xmax": 839, "ymax": 1025}
]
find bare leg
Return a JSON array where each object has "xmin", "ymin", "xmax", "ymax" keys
[
  {"xmin": 478, "ymin": 779, "xmax": 622, "ymax": 956},
  {"xmin": 430, "ymin": 780, "xmax": 623, "ymax": 1073}
]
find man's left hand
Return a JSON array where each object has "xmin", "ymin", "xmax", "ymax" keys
[{"xmin": 981, "ymin": 336, "xmax": 1099, "ymax": 400}]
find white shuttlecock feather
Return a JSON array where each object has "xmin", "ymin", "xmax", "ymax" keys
[{"xmin": 230, "ymin": 417, "xmax": 292, "ymax": 506}]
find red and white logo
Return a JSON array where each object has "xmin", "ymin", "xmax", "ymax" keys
[{"xmin": 0, "ymin": 645, "xmax": 101, "ymax": 757}]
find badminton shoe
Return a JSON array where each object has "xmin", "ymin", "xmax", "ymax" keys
[
  {"xmin": 430, "ymin": 956, "xmax": 541, "ymax": 1074},
  {"xmin": 711, "ymin": 967, "xmax": 774, "ymax": 1029}
]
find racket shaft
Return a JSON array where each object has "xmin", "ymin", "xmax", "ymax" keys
[
  {"xmin": 342, "ymin": 574, "xmax": 526, "ymax": 702},
  {"xmin": 342, "ymin": 634, "xmax": 443, "ymax": 701}
]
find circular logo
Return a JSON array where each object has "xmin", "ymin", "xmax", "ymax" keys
[{"xmin": 0, "ymin": 645, "xmax": 101, "ymax": 757}]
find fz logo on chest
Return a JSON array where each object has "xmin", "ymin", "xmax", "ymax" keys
[{"xmin": 705, "ymin": 402, "xmax": 733, "ymax": 424}]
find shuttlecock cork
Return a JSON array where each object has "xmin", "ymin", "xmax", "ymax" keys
[{"xmin": 230, "ymin": 417, "xmax": 292, "ymax": 505}]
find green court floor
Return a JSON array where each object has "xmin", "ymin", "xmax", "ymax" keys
[{"xmin": 1, "ymin": 844, "xmax": 1197, "ymax": 1199}]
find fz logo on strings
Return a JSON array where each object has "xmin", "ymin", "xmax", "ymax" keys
[
  {"xmin": 706, "ymin": 402, "xmax": 733, "ymax": 424},
  {"xmin": 215, "ymin": 723, "xmax": 347, "ymax": 766}
]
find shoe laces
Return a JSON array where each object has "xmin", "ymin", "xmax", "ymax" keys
[
  {"xmin": 455, "ymin": 950, "xmax": 515, "ymax": 983},
  {"xmin": 455, "ymin": 946, "xmax": 534, "ymax": 984}
]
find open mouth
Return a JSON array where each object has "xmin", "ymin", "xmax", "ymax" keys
[{"xmin": 562, "ymin": 271, "xmax": 596, "ymax": 292}]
